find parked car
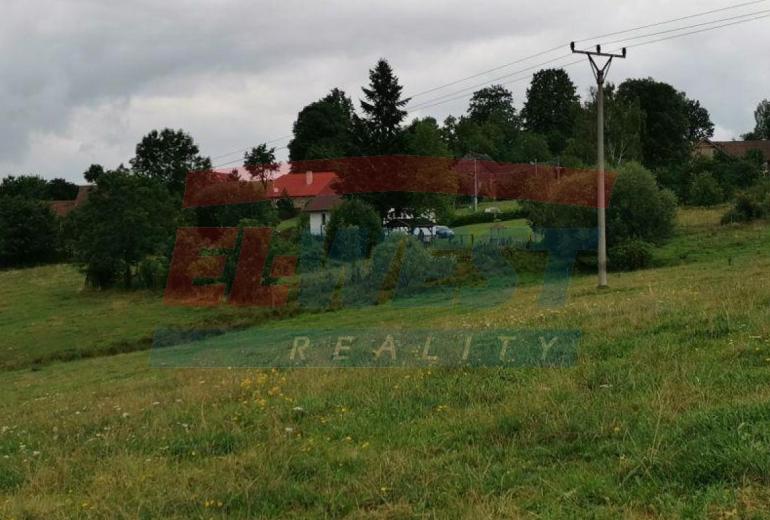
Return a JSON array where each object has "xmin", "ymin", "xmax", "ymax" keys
[{"xmin": 434, "ymin": 225, "xmax": 455, "ymax": 239}]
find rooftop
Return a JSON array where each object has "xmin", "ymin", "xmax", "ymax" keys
[
  {"xmin": 48, "ymin": 185, "xmax": 93, "ymax": 217},
  {"xmin": 268, "ymin": 171, "xmax": 338, "ymax": 199},
  {"xmin": 303, "ymin": 194, "xmax": 343, "ymax": 213},
  {"xmin": 697, "ymin": 139, "xmax": 770, "ymax": 159}
]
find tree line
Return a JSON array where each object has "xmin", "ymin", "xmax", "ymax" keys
[{"xmin": 1, "ymin": 58, "xmax": 769, "ymax": 282}]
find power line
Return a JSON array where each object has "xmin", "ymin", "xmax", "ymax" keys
[
  {"xmin": 212, "ymin": 145, "xmax": 289, "ymax": 169},
  {"xmin": 206, "ymin": 0, "xmax": 769, "ymax": 166},
  {"xmin": 209, "ymin": 134, "xmax": 292, "ymax": 161},
  {"xmin": 407, "ymin": 9, "xmax": 770, "ymax": 114},
  {"xmin": 575, "ymin": 0, "xmax": 766, "ymax": 44},
  {"xmin": 405, "ymin": 0, "xmax": 766, "ymax": 103},
  {"xmin": 407, "ymin": 58, "xmax": 584, "ymax": 113},
  {"xmin": 406, "ymin": 53, "xmax": 576, "ymax": 112},
  {"xmin": 624, "ymin": 11, "xmax": 770, "ymax": 49},
  {"xmin": 405, "ymin": 44, "xmax": 566, "ymax": 100},
  {"xmin": 601, "ymin": 7, "xmax": 770, "ymax": 47}
]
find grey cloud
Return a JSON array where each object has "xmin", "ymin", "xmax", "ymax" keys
[{"xmin": 1, "ymin": 0, "xmax": 768, "ymax": 181}]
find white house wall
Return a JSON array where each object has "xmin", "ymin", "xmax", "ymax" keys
[{"xmin": 309, "ymin": 212, "xmax": 328, "ymax": 236}]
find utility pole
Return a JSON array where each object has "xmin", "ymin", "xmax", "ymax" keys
[
  {"xmin": 473, "ymin": 157, "xmax": 478, "ymax": 212},
  {"xmin": 571, "ymin": 42, "xmax": 626, "ymax": 288},
  {"xmin": 464, "ymin": 152, "xmax": 491, "ymax": 213}
]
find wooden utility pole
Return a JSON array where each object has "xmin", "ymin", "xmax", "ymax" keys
[{"xmin": 570, "ymin": 42, "xmax": 626, "ymax": 288}]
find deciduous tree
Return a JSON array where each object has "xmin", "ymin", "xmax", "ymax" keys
[
  {"xmin": 130, "ymin": 128, "xmax": 211, "ymax": 194},
  {"xmin": 0, "ymin": 196, "xmax": 59, "ymax": 267},
  {"xmin": 0, "ymin": 175, "xmax": 50, "ymax": 199},
  {"xmin": 47, "ymin": 178, "xmax": 79, "ymax": 200},
  {"xmin": 404, "ymin": 117, "xmax": 451, "ymax": 157},
  {"xmin": 687, "ymin": 99, "xmax": 715, "ymax": 143},
  {"xmin": 467, "ymin": 85, "xmax": 519, "ymax": 130},
  {"xmin": 83, "ymin": 164, "xmax": 105, "ymax": 183},
  {"xmin": 566, "ymin": 84, "xmax": 643, "ymax": 167},
  {"xmin": 288, "ymin": 88, "xmax": 355, "ymax": 162},
  {"xmin": 69, "ymin": 172, "xmax": 178, "ymax": 288},
  {"xmin": 743, "ymin": 99, "xmax": 770, "ymax": 140},
  {"xmin": 617, "ymin": 78, "xmax": 690, "ymax": 169},
  {"xmin": 450, "ymin": 85, "xmax": 521, "ymax": 161},
  {"xmin": 244, "ymin": 144, "xmax": 279, "ymax": 188},
  {"xmin": 521, "ymin": 68, "xmax": 580, "ymax": 155}
]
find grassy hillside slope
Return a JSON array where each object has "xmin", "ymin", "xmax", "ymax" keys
[{"xmin": 2, "ymin": 207, "xmax": 770, "ymax": 518}]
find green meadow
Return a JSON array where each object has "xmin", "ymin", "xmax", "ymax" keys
[
  {"xmin": 2, "ymin": 207, "xmax": 770, "ymax": 518},
  {"xmin": 451, "ymin": 218, "xmax": 532, "ymax": 242}
]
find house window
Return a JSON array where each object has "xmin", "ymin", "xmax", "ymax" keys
[{"xmin": 322, "ymin": 213, "xmax": 326, "ymax": 225}]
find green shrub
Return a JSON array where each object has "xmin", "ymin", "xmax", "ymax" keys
[
  {"xmin": 297, "ymin": 269, "xmax": 339, "ymax": 310},
  {"xmin": 0, "ymin": 196, "xmax": 59, "ymax": 267},
  {"xmin": 298, "ymin": 233, "xmax": 325, "ymax": 273},
  {"xmin": 277, "ymin": 190, "xmax": 298, "ymax": 220},
  {"xmin": 370, "ymin": 234, "xmax": 454, "ymax": 297},
  {"xmin": 83, "ymin": 254, "xmax": 121, "ymax": 288},
  {"xmin": 448, "ymin": 209, "xmax": 526, "ymax": 227},
  {"xmin": 606, "ymin": 162, "xmax": 677, "ymax": 245},
  {"xmin": 449, "ymin": 211, "xmax": 494, "ymax": 227},
  {"xmin": 137, "ymin": 256, "xmax": 169, "ymax": 289},
  {"xmin": 608, "ymin": 239, "xmax": 653, "ymax": 271},
  {"xmin": 720, "ymin": 180, "xmax": 770, "ymax": 224},
  {"xmin": 721, "ymin": 192, "xmax": 769, "ymax": 224},
  {"xmin": 471, "ymin": 242, "xmax": 512, "ymax": 276},
  {"xmin": 713, "ymin": 154, "xmax": 763, "ymax": 196},
  {"xmin": 525, "ymin": 162, "xmax": 677, "ymax": 248},
  {"xmin": 688, "ymin": 172, "xmax": 723, "ymax": 206},
  {"xmin": 679, "ymin": 153, "xmax": 764, "ymax": 202},
  {"xmin": 324, "ymin": 199, "xmax": 382, "ymax": 257},
  {"xmin": 328, "ymin": 226, "xmax": 364, "ymax": 261}
]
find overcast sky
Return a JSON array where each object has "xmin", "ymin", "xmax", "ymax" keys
[{"xmin": 2, "ymin": 0, "xmax": 769, "ymax": 182}]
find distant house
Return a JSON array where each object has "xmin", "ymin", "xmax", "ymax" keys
[
  {"xmin": 267, "ymin": 171, "xmax": 339, "ymax": 208},
  {"xmin": 694, "ymin": 139, "xmax": 770, "ymax": 174},
  {"xmin": 49, "ymin": 185, "xmax": 92, "ymax": 217},
  {"xmin": 303, "ymin": 194, "xmax": 343, "ymax": 236}
]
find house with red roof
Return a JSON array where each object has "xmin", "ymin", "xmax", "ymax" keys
[{"xmin": 267, "ymin": 171, "xmax": 339, "ymax": 208}]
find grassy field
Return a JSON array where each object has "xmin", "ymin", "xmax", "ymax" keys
[
  {"xmin": 3, "ymin": 207, "xmax": 770, "ymax": 518},
  {"xmin": 277, "ymin": 215, "xmax": 300, "ymax": 231},
  {"xmin": 451, "ymin": 218, "xmax": 531, "ymax": 242},
  {"xmin": 454, "ymin": 200, "xmax": 522, "ymax": 216},
  {"xmin": 0, "ymin": 265, "xmax": 275, "ymax": 371}
]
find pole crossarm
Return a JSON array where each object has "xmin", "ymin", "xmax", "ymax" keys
[
  {"xmin": 570, "ymin": 42, "xmax": 627, "ymax": 59},
  {"xmin": 571, "ymin": 43, "xmax": 626, "ymax": 83}
]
